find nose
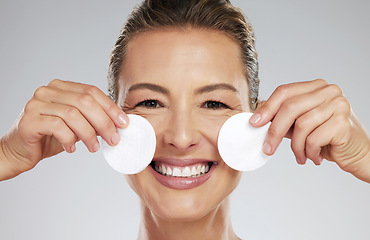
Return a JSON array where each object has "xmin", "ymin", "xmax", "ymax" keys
[{"xmin": 162, "ymin": 111, "xmax": 201, "ymax": 151}]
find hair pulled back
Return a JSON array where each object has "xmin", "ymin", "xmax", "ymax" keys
[{"xmin": 108, "ymin": 0, "xmax": 259, "ymax": 110}]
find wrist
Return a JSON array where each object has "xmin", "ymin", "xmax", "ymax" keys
[
  {"xmin": 0, "ymin": 136, "xmax": 22, "ymax": 181},
  {"xmin": 351, "ymin": 138, "xmax": 370, "ymax": 184}
]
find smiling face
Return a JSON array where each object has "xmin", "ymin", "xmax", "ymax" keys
[{"xmin": 117, "ymin": 28, "xmax": 250, "ymax": 222}]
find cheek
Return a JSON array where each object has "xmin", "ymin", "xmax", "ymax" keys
[{"xmin": 196, "ymin": 114, "xmax": 231, "ymax": 145}]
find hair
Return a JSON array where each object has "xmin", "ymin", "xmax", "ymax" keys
[{"xmin": 108, "ymin": 0, "xmax": 259, "ymax": 110}]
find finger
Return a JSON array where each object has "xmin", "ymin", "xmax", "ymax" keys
[
  {"xmin": 290, "ymin": 96, "xmax": 350, "ymax": 164},
  {"xmin": 35, "ymin": 100, "xmax": 101, "ymax": 153},
  {"xmin": 20, "ymin": 114, "xmax": 77, "ymax": 153},
  {"xmin": 47, "ymin": 79, "xmax": 129, "ymax": 128},
  {"xmin": 33, "ymin": 86, "xmax": 120, "ymax": 147},
  {"xmin": 262, "ymin": 84, "xmax": 343, "ymax": 155},
  {"xmin": 305, "ymin": 114, "xmax": 351, "ymax": 165},
  {"xmin": 249, "ymin": 79, "xmax": 328, "ymax": 127}
]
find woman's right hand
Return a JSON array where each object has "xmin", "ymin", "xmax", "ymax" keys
[{"xmin": 0, "ymin": 79, "xmax": 129, "ymax": 181}]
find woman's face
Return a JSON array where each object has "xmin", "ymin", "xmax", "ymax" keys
[{"xmin": 118, "ymin": 29, "xmax": 250, "ymax": 222}]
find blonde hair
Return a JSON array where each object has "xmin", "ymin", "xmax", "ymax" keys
[{"xmin": 108, "ymin": 0, "xmax": 259, "ymax": 110}]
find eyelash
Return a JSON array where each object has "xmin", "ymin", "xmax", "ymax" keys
[
  {"xmin": 201, "ymin": 100, "xmax": 230, "ymax": 110},
  {"xmin": 135, "ymin": 99, "xmax": 163, "ymax": 109},
  {"xmin": 134, "ymin": 99, "xmax": 230, "ymax": 110}
]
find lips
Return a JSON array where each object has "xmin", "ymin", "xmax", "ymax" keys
[{"xmin": 148, "ymin": 158, "xmax": 218, "ymax": 189}]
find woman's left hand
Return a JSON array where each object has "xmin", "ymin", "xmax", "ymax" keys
[{"xmin": 249, "ymin": 79, "xmax": 370, "ymax": 183}]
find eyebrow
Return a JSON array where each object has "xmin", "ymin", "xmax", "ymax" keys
[
  {"xmin": 195, "ymin": 83, "xmax": 238, "ymax": 95},
  {"xmin": 127, "ymin": 83, "xmax": 170, "ymax": 95}
]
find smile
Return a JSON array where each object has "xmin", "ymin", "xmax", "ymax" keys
[
  {"xmin": 151, "ymin": 162, "xmax": 212, "ymax": 177},
  {"xmin": 149, "ymin": 158, "xmax": 218, "ymax": 189}
]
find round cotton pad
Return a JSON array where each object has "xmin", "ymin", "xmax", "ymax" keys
[
  {"xmin": 217, "ymin": 112, "xmax": 271, "ymax": 171},
  {"xmin": 101, "ymin": 114, "xmax": 156, "ymax": 175}
]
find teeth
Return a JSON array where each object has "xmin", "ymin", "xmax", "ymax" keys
[
  {"xmin": 200, "ymin": 165, "xmax": 205, "ymax": 174},
  {"xmin": 167, "ymin": 167, "xmax": 172, "ymax": 176},
  {"xmin": 196, "ymin": 164, "xmax": 201, "ymax": 173},
  {"xmin": 191, "ymin": 166, "xmax": 197, "ymax": 176},
  {"xmin": 154, "ymin": 163, "xmax": 212, "ymax": 178},
  {"xmin": 183, "ymin": 167, "xmax": 191, "ymax": 177},
  {"xmin": 173, "ymin": 167, "xmax": 181, "ymax": 177}
]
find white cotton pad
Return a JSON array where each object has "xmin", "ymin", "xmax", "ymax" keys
[
  {"xmin": 101, "ymin": 114, "xmax": 156, "ymax": 175},
  {"xmin": 217, "ymin": 112, "xmax": 271, "ymax": 171}
]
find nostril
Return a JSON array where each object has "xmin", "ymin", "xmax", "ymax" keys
[
  {"xmin": 168, "ymin": 141, "xmax": 197, "ymax": 150},
  {"xmin": 161, "ymin": 118, "xmax": 201, "ymax": 150}
]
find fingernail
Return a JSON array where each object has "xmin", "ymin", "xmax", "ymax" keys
[
  {"xmin": 297, "ymin": 157, "xmax": 307, "ymax": 165},
  {"xmin": 318, "ymin": 154, "xmax": 324, "ymax": 164},
  {"xmin": 118, "ymin": 114, "xmax": 128, "ymax": 126},
  {"xmin": 111, "ymin": 131, "xmax": 120, "ymax": 145},
  {"xmin": 250, "ymin": 113, "xmax": 261, "ymax": 124},
  {"xmin": 92, "ymin": 142, "xmax": 100, "ymax": 152},
  {"xmin": 70, "ymin": 144, "xmax": 76, "ymax": 153},
  {"xmin": 263, "ymin": 141, "xmax": 272, "ymax": 155}
]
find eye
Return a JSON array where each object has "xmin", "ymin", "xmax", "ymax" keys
[
  {"xmin": 202, "ymin": 101, "xmax": 230, "ymax": 110},
  {"xmin": 135, "ymin": 99, "xmax": 162, "ymax": 108}
]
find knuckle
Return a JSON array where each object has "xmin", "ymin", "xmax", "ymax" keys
[
  {"xmin": 267, "ymin": 126, "xmax": 279, "ymax": 138},
  {"xmin": 294, "ymin": 118, "xmax": 307, "ymax": 131},
  {"xmin": 61, "ymin": 132, "xmax": 76, "ymax": 146},
  {"xmin": 102, "ymin": 118, "xmax": 115, "ymax": 131},
  {"xmin": 325, "ymin": 84, "xmax": 343, "ymax": 96},
  {"xmin": 24, "ymin": 99, "xmax": 37, "ymax": 114},
  {"xmin": 335, "ymin": 115, "xmax": 351, "ymax": 130},
  {"xmin": 275, "ymin": 84, "xmax": 289, "ymax": 96},
  {"xmin": 84, "ymin": 129, "xmax": 97, "ymax": 142},
  {"xmin": 259, "ymin": 102, "xmax": 272, "ymax": 113},
  {"xmin": 84, "ymin": 85, "xmax": 99, "ymax": 95},
  {"xmin": 313, "ymin": 78, "xmax": 328, "ymax": 85},
  {"xmin": 48, "ymin": 79, "xmax": 62, "ymax": 87},
  {"xmin": 106, "ymin": 101, "xmax": 118, "ymax": 113},
  {"xmin": 333, "ymin": 96, "xmax": 351, "ymax": 113},
  {"xmin": 51, "ymin": 117, "xmax": 65, "ymax": 131},
  {"xmin": 33, "ymin": 86, "xmax": 49, "ymax": 99},
  {"xmin": 306, "ymin": 135, "xmax": 317, "ymax": 149},
  {"xmin": 64, "ymin": 106, "xmax": 80, "ymax": 119},
  {"xmin": 78, "ymin": 94, "xmax": 94, "ymax": 107},
  {"xmin": 282, "ymin": 100, "xmax": 296, "ymax": 112}
]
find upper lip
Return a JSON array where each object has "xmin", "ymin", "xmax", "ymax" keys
[{"xmin": 152, "ymin": 157, "xmax": 217, "ymax": 167}]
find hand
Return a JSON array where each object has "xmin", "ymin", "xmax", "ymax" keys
[
  {"xmin": 249, "ymin": 79, "xmax": 370, "ymax": 183},
  {"xmin": 0, "ymin": 79, "xmax": 129, "ymax": 181}
]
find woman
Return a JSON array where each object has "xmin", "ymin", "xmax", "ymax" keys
[{"xmin": 1, "ymin": 0, "xmax": 369, "ymax": 239}]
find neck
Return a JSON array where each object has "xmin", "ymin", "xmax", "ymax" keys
[{"xmin": 137, "ymin": 197, "xmax": 239, "ymax": 240}]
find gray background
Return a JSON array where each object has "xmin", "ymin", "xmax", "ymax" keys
[{"xmin": 0, "ymin": 0, "xmax": 369, "ymax": 239}]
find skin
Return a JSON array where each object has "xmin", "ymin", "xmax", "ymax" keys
[
  {"xmin": 0, "ymin": 28, "xmax": 369, "ymax": 239},
  {"xmin": 250, "ymin": 81, "xmax": 370, "ymax": 182},
  {"xmin": 118, "ymin": 29, "xmax": 248, "ymax": 239}
]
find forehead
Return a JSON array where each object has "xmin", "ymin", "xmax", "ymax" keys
[{"xmin": 120, "ymin": 28, "xmax": 246, "ymax": 91}]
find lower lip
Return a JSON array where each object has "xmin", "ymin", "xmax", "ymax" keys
[{"xmin": 148, "ymin": 163, "xmax": 217, "ymax": 190}]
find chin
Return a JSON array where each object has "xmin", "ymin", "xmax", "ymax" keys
[{"xmin": 125, "ymin": 161, "xmax": 242, "ymax": 222}]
